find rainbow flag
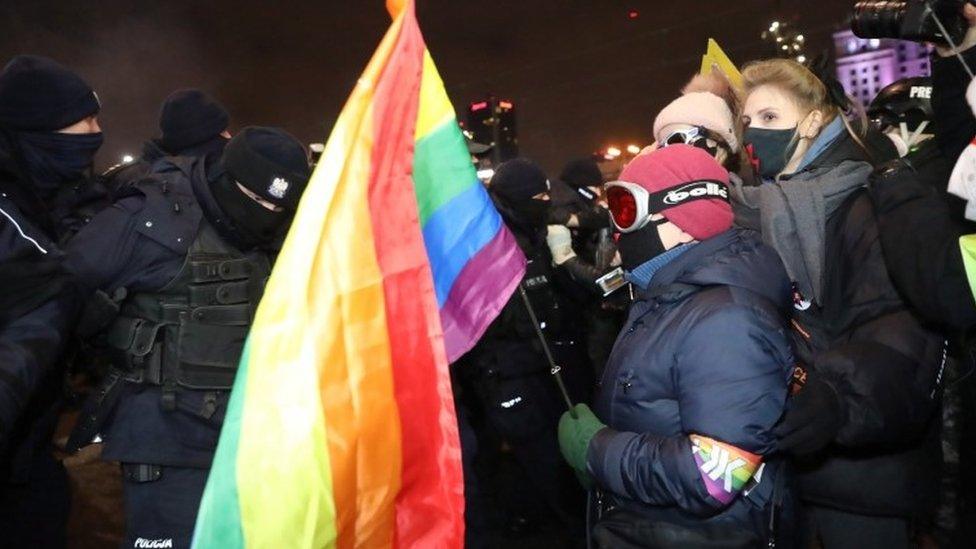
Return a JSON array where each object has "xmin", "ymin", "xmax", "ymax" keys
[{"xmin": 191, "ymin": 1, "xmax": 526, "ymax": 546}]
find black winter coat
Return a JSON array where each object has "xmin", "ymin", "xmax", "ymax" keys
[
  {"xmin": 752, "ymin": 132, "xmax": 946, "ymax": 518},
  {"xmin": 869, "ymin": 140, "xmax": 976, "ymax": 329},
  {"xmin": 0, "ymin": 137, "xmax": 83, "ymax": 478},
  {"xmin": 866, "ymin": 47, "xmax": 976, "ymax": 331},
  {"xmin": 589, "ymin": 229, "xmax": 794, "ymax": 540}
]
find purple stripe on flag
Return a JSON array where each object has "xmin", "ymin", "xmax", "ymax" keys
[{"xmin": 440, "ymin": 227, "xmax": 525, "ymax": 362}]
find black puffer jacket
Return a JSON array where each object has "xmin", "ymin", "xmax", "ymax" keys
[{"xmin": 736, "ymin": 131, "xmax": 946, "ymax": 518}]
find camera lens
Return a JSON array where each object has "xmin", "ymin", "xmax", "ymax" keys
[{"xmin": 852, "ymin": 0, "xmax": 908, "ymax": 39}]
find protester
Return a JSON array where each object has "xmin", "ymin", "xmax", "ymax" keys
[
  {"xmin": 732, "ymin": 58, "xmax": 945, "ymax": 548},
  {"xmin": 103, "ymin": 89, "xmax": 232, "ymax": 193},
  {"xmin": 652, "ymin": 72, "xmax": 741, "ymax": 172},
  {"xmin": 64, "ymin": 127, "xmax": 310, "ymax": 547},
  {"xmin": 557, "ymin": 144, "xmax": 794, "ymax": 547},
  {"xmin": 0, "ymin": 54, "xmax": 104, "ymax": 548}
]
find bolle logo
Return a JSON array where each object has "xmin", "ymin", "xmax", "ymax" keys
[
  {"xmin": 134, "ymin": 539, "xmax": 173, "ymax": 548},
  {"xmin": 663, "ymin": 181, "xmax": 728, "ymax": 206},
  {"xmin": 909, "ymin": 86, "xmax": 932, "ymax": 99}
]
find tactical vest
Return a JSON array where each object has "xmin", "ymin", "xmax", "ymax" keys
[{"xmin": 103, "ymin": 167, "xmax": 271, "ymax": 408}]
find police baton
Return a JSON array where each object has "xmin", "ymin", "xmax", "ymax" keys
[{"xmin": 518, "ymin": 285, "xmax": 578, "ymax": 418}]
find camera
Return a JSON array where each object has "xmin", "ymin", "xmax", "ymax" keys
[{"xmin": 852, "ymin": 0, "xmax": 971, "ymax": 44}]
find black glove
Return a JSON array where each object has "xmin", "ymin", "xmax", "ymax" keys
[
  {"xmin": 547, "ymin": 205, "xmax": 574, "ymax": 225},
  {"xmin": 574, "ymin": 207, "xmax": 610, "ymax": 230},
  {"xmin": 773, "ymin": 375, "xmax": 845, "ymax": 455}
]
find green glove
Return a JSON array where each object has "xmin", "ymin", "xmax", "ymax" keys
[{"xmin": 558, "ymin": 403, "xmax": 606, "ymax": 475}]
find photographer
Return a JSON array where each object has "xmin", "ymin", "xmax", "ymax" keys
[{"xmin": 864, "ymin": 2, "xmax": 976, "ymax": 330}]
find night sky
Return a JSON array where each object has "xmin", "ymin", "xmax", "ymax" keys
[{"xmin": 1, "ymin": 0, "xmax": 857, "ymax": 172}]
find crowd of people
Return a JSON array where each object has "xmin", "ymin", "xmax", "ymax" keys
[
  {"xmin": 5, "ymin": 6, "xmax": 976, "ymax": 549},
  {"xmin": 460, "ymin": 9, "xmax": 976, "ymax": 549}
]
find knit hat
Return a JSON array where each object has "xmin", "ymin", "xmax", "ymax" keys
[
  {"xmin": 159, "ymin": 89, "xmax": 230, "ymax": 153},
  {"xmin": 0, "ymin": 55, "xmax": 100, "ymax": 131},
  {"xmin": 653, "ymin": 92, "xmax": 739, "ymax": 153},
  {"xmin": 490, "ymin": 158, "xmax": 550, "ymax": 202},
  {"xmin": 618, "ymin": 144, "xmax": 733, "ymax": 241},
  {"xmin": 222, "ymin": 126, "xmax": 311, "ymax": 210},
  {"xmin": 559, "ymin": 158, "xmax": 603, "ymax": 189}
]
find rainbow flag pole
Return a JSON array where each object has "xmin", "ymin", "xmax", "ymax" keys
[{"xmin": 191, "ymin": 0, "xmax": 526, "ymax": 546}]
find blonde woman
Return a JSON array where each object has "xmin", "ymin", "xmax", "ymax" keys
[{"xmin": 732, "ymin": 58, "xmax": 945, "ymax": 548}]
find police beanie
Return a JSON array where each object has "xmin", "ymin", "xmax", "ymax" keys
[
  {"xmin": 158, "ymin": 89, "xmax": 230, "ymax": 153},
  {"xmin": 559, "ymin": 158, "xmax": 603, "ymax": 189},
  {"xmin": 490, "ymin": 158, "xmax": 550, "ymax": 203},
  {"xmin": 618, "ymin": 144, "xmax": 732, "ymax": 241},
  {"xmin": 0, "ymin": 55, "xmax": 100, "ymax": 131},
  {"xmin": 222, "ymin": 126, "xmax": 311, "ymax": 210}
]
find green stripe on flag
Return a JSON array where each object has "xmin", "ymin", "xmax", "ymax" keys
[
  {"xmin": 413, "ymin": 118, "xmax": 478, "ymax": 225},
  {"xmin": 191, "ymin": 342, "xmax": 250, "ymax": 548}
]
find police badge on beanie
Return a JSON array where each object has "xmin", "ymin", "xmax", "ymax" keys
[{"xmin": 212, "ymin": 126, "xmax": 311, "ymax": 248}]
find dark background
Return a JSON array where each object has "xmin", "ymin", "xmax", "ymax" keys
[{"xmin": 0, "ymin": 0, "xmax": 856, "ymax": 172}]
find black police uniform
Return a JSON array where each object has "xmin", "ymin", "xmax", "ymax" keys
[
  {"xmin": 66, "ymin": 154, "xmax": 273, "ymax": 548},
  {"xmin": 0, "ymin": 136, "xmax": 103, "ymax": 549},
  {"xmin": 456, "ymin": 194, "xmax": 589, "ymax": 542},
  {"xmin": 548, "ymin": 179, "xmax": 625, "ymax": 378}
]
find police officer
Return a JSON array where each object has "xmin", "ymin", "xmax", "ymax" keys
[
  {"xmin": 457, "ymin": 158, "xmax": 588, "ymax": 543},
  {"xmin": 547, "ymin": 158, "xmax": 624, "ymax": 377},
  {"xmin": 66, "ymin": 126, "xmax": 310, "ymax": 548},
  {"xmin": 104, "ymin": 89, "xmax": 231, "ymax": 193},
  {"xmin": 0, "ymin": 54, "xmax": 104, "ymax": 547}
]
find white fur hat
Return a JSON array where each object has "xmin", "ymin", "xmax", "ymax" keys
[{"xmin": 653, "ymin": 91, "xmax": 739, "ymax": 153}]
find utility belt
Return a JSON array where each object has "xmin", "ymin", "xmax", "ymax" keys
[{"xmin": 105, "ymin": 302, "xmax": 250, "ymax": 400}]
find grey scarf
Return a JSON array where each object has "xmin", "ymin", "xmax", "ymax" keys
[{"xmin": 729, "ymin": 161, "xmax": 872, "ymax": 305}]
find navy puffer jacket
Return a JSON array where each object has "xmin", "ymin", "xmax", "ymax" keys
[{"xmin": 587, "ymin": 228, "xmax": 794, "ymax": 537}]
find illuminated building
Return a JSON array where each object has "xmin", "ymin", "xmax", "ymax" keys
[{"xmin": 833, "ymin": 29, "xmax": 932, "ymax": 108}]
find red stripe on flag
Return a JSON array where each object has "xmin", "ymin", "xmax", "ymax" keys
[{"xmin": 366, "ymin": 5, "xmax": 465, "ymax": 548}]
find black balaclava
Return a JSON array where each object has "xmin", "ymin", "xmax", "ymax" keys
[
  {"xmin": 616, "ymin": 218, "xmax": 670, "ymax": 271},
  {"xmin": 490, "ymin": 158, "xmax": 551, "ymax": 231},
  {"xmin": 16, "ymin": 131, "xmax": 103, "ymax": 200},
  {"xmin": 0, "ymin": 55, "xmax": 102, "ymax": 204},
  {"xmin": 210, "ymin": 126, "xmax": 310, "ymax": 249},
  {"xmin": 209, "ymin": 173, "xmax": 289, "ymax": 248}
]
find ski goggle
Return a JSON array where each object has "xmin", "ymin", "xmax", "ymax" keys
[
  {"xmin": 605, "ymin": 179, "xmax": 731, "ymax": 233},
  {"xmin": 661, "ymin": 126, "xmax": 730, "ymax": 157}
]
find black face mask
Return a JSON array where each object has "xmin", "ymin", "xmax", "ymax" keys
[
  {"xmin": 17, "ymin": 131, "xmax": 103, "ymax": 197},
  {"xmin": 512, "ymin": 198, "xmax": 550, "ymax": 228},
  {"xmin": 210, "ymin": 174, "xmax": 288, "ymax": 248},
  {"xmin": 617, "ymin": 218, "xmax": 669, "ymax": 271},
  {"xmin": 743, "ymin": 126, "xmax": 798, "ymax": 179}
]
